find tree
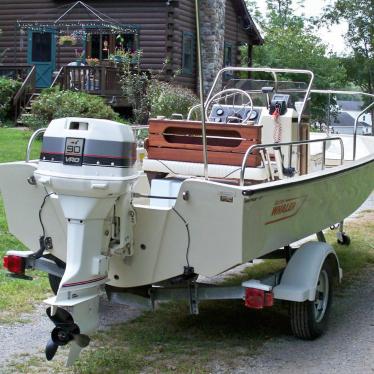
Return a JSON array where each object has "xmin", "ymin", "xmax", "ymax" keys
[{"xmin": 245, "ymin": 0, "xmax": 347, "ymax": 123}]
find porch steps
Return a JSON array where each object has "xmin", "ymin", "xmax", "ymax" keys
[{"xmin": 16, "ymin": 93, "xmax": 40, "ymax": 126}]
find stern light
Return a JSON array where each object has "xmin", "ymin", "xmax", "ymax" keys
[
  {"xmin": 245, "ymin": 288, "xmax": 274, "ymax": 309},
  {"xmin": 3, "ymin": 255, "xmax": 26, "ymax": 274}
]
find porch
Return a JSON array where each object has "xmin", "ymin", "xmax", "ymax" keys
[
  {"xmin": 16, "ymin": 1, "xmax": 139, "ymax": 89},
  {"xmin": 0, "ymin": 63, "xmax": 125, "ymax": 125},
  {"xmin": 52, "ymin": 65, "xmax": 122, "ymax": 99}
]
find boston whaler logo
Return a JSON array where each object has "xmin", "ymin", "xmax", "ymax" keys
[{"xmin": 266, "ymin": 196, "xmax": 307, "ymax": 225}]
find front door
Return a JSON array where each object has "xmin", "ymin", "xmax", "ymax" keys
[{"xmin": 28, "ymin": 31, "xmax": 56, "ymax": 88}]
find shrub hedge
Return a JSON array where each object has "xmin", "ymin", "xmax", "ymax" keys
[
  {"xmin": 149, "ymin": 81, "xmax": 199, "ymax": 119},
  {"xmin": 0, "ymin": 77, "xmax": 21, "ymax": 121},
  {"xmin": 22, "ymin": 88, "xmax": 122, "ymax": 129}
]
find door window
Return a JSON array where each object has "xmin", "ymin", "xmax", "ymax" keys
[{"xmin": 32, "ymin": 33, "xmax": 52, "ymax": 62}]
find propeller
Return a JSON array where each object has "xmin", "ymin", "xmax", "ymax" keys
[{"xmin": 45, "ymin": 307, "xmax": 90, "ymax": 361}]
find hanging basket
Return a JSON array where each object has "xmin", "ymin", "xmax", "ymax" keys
[{"xmin": 58, "ymin": 35, "xmax": 77, "ymax": 46}]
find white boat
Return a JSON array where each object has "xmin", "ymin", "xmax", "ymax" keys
[{"xmin": 1, "ymin": 68, "xmax": 373, "ymax": 365}]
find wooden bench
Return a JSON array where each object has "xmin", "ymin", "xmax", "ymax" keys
[{"xmin": 145, "ymin": 119, "xmax": 262, "ymax": 168}]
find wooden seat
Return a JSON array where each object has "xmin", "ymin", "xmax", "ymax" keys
[{"xmin": 145, "ymin": 119, "xmax": 262, "ymax": 168}]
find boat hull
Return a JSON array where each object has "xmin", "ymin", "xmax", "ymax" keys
[
  {"xmin": 0, "ymin": 155, "xmax": 373, "ymax": 288},
  {"xmin": 107, "ymin": 155, "xmax": 374, "ymax": 287}
]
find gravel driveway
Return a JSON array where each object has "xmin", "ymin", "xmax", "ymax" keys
[
  {"xmin": 0, "ymin": 299, "xmax": 142, "ymax": 371},
  {"xmin": 0, "ymin": 193, "xmax": 373, "ymax": 372},
  {"xmin": 210, "ymin": 267, "xmax": 374, "ymax": 374}
]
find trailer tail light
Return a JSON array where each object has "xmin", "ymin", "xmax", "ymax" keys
[
  {"xmin": 3, "ymin": 255, "xmax": 25, "ymax": 274},
  {"xmin": 245, "ymin": 288, "xmax": 274, "ymax": 309}
]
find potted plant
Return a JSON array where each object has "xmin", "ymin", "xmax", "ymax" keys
[
  {"xmin": 86, "ymin": 58, "xmax": 100, "ymax": 67},
  {"xmin": 109, "ymin": 48, "xmax": 140, "ymax": 66},
  {"xmin": 58, "ymin": 35, "xmax": 77, "ymax": 46}
]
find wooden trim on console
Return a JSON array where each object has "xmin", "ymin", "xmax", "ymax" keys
[{"xmin": 146, "ymin": 119, "xmax": 262, "ymax": 167}]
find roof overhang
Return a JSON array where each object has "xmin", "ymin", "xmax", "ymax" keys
[{"xmin": 232, "ymin": 0, "xmax": 263, "ymax": 45}]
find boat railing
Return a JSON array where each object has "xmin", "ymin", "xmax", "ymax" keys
[
  {"xmin": 131, "ymin": 124, "xmax": 149, "ymax": 147},
  {"xmin": 187, "ymin": 104, "xmax": 201, "ymax": 120},
  {"xmin": 311, "ymin": 90, "xmax": 374, "ymax": 161},
  {"xmin": 187, "ymin": 90, "xmax": 249, "ymax": 121},
  {"xmin": 207, "ymin": 68, "xmax": 314, "ymax": 127},
  {"xmin": 26, "ymin": 128, "xmax": 46, "ymax": 163},
  {"xmin": 239, "ymin": 137, "xmax": 345, "ymax": 186}
]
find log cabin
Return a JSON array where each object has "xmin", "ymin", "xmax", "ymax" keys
[
  {"xmin": 0, "ymin": 0, "xmax": 262, "ymax": 87},
  {"xmin": 0, "ymin": 0, "xmax": 262, "ymax": 122}
]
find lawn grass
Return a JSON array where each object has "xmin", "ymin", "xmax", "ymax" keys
[
  {"xmin": 0, "ymin": 128, "xmax": 49, "ymax": 323},
  {"xmin": 0, "ymin": 128, "xmax": 41, "ymax": 163}
]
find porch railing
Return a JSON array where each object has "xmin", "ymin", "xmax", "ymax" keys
[
  {"xmin": 62, "ymin": 65, "xmax": 122, "ymax": 96},
  {"xmin": 0, "ymin": 64, "xmax": 36, "ymax": 124},
  {"xmin": 12, "ymin": 66, "xmax": 36, "ymax": 124}
]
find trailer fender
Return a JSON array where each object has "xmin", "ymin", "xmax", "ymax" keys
[{"xmin": 273, "ymin": 241, "xmax": 342, "ymax": 302}]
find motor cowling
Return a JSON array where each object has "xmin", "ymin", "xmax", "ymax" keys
[{"xmin": 35, "ymin": 117, "xmax": 138, "ymax": 197}]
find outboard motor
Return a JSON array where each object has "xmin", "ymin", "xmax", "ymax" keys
[{"xmin": 34, "ymin": 118, "xmax": 138, "ymax": 364}]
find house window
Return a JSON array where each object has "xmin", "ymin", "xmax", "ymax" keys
[
  {"xmin": 115, "ymin": 33, "xmax": 136, "ymax": 52},
  {"xmin": 223, "ymin": 42, "xmax": 233, "ymax": 79},
  {"xmin": 182, "ymin": 32, "xmax": 194, "ymax": 75},
  {"xmin": 224, "ymin": 42, "xmax": 233, "ymax": 67},
  {"xmin": 87, "ymin": 33, "xmax": 137, "ymax": 60},
  {"xmin": 32, "ymin": 32, "xmax": 52, "ymax": 62}
]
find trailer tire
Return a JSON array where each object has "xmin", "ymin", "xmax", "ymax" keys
[
  {"xmin": 48, "ymin": 273, "xmax": 62, "ymax": 295},
  {"xmin": 290, "ymin": 261, "xmax": 333, "ymax": 340}
]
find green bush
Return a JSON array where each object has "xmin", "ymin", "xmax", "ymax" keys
[
  {"xmin": 120, "ymin": 50, "xmax": 150, "ymax": 125},
  {"xmin": 120, "ymin": 50, "xmax": 199, "ymax": 124},
  {"xmin": 22, "ymin": 88, "xmax": 122, "ymax": 129},
  {"xmin": 0, "ymin": 77, "xmax": 21, "ymax": 121},
  {"xmin": 148, "ymin": 81, "xmax": 199, "ymax": 119}
]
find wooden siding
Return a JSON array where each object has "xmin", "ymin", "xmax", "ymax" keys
[
  {"xmin": 225, "ymin": 0, "xmax": 249, "ymax": 66},
  {"xmin": 172, "ymin": 0, "xmax": 196, "ymax": 89},
  {"xmin": 0, "ymin": 0, "xmax": 168, "ymax": 71},
  {"xmin": 0, "ymin": 0, "xmax": 260, "ymax": 91}
]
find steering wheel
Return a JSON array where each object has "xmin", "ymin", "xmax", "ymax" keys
[{"xmin": 205, "ymin": 88, "xmax": 253, "ymax": 124}]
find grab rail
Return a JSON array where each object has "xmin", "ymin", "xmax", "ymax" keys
[
  {"xmin": 354, "ymin": 101, "xmax": 374, "ymax": 160},
  {"xmin": 187, "ymin": 90, "xmax": 247, "ymax": 121},
  {"xmin": 26, "ymin": 128, "xmax": 46, "ymax": 163},
  {"xmin": 187, "ymin": 104, "xmax": 201, "ymax": 120},
  {"xmin": 239, "ymin": 137, "xmax": 345, "ymax": 186},
  {"xmin": 311, "ymin": 90, "xmax": 374, "ymax": 161}
]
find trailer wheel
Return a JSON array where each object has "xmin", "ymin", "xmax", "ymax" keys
[
  {"xmin": 337, "ymin": 234, "xmax": 350, "ymax": 246},
  {"xmin": 290, "ymin": 261, "xmax": 333, "ymax": 340},
  {"xmin": 48, "ymin": 273, "xmax": 62, "ymax": 295}
]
